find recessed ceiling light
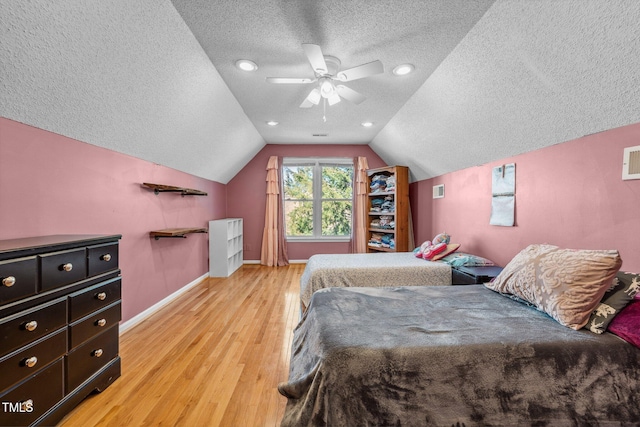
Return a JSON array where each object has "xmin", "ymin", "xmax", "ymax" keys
[
  {"xmin": 266, "ymin": 121, "xmax": 279, "ymax": 126},
  {"xmin": 235, "ymin": 59, "xmax": 258, "ymax": 72},
  {"xmin": 392, "ymin": 63, "xmax": 414, "ymax": 76},
  {"xmin": 361, "ymin": 122, "xmax": 374, "ymax": 127}
]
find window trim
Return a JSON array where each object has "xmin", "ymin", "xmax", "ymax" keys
[{"xmin": 282, "ymin": 157, "xmax": 354, "ymax": 242}]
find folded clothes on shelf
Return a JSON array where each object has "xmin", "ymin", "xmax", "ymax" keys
[{"xmin": 369, "ymin": 174, "xmax": 388, "ymax": 193}]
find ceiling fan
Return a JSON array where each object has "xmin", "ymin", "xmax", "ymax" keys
[{"xmin": 266, "ymin": 44, "xmax": 384, "ymax": 110}]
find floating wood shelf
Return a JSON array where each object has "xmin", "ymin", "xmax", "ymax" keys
[
  {"xmin": 142, "ymin": 182, "xmax": 208, "ymax": 196},
  {"xmin": 149, "ymin": 228, "xmax": 208, "ymax": 240}
]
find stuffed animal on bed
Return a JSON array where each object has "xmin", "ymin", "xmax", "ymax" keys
[
  {"xmin": 415, "ymin": 233, "xmax": 453, "ymax": 260},
  {"xmin": 414, "ymin": 240, "xmax": 432, "ymax": 258},
  {"xmin": 432, "ymin": 233, "xmax": 450, "ymax": 245},
  {"xmin": 423, "ymin": 242, "xmax": 448, "ymax": 259}
]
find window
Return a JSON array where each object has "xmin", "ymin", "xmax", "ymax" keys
[{"xmin": 282, "ymin": 158, "xmax": 353, "ymax": 241}]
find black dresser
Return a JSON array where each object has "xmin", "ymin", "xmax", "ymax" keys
[{"xmin": 0, "ymin": 235, "xmax": 122, "ymax": 426}]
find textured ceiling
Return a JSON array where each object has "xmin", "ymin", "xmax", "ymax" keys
[
  {"xmin": 0, "ymin": 0, "xmax": 264, "ymax": 184},
  {"xmin": 2, "ymin": 1, "xmax": 640, "ymax": 184},
  {"xmin": 171, "ymin": 0, "xmax": 640, "ymax": 180},
  {"xmin": 371, "ymin": 0, "xmax": 640, "ymax": 181},
  {"xmin": 170, "ymin": 0, "xmax": 495, "ymax": 144}
]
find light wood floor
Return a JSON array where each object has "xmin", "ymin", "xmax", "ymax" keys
[{"xmin": 58, "ymin": 263, "xmax": 304, "ymax": 427}]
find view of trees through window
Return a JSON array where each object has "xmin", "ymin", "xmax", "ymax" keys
[{"xmin": 283, "ymin": 161, "xmax": 353, "ymax": 238}]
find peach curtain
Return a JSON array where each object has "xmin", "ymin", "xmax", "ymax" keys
[
  {"xmin": 276, "ymin": 159, "xmax": 289, "ymax": 266},
  {"xmin": 260, "ymin": 156, "xmax": 288, "ymax": 266},
  {"xmin": 351, "ymin": 156, "xmax": 369, "ymax": 253}
]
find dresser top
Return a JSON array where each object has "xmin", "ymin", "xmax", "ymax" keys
[{"xmin": 0, "ymin": 234, "xmax": 121, "ymax": 260}]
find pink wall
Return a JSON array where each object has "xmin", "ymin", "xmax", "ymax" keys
[
  {"xmin": 0, "ymin": 118, "xmax": 226, "ymax": 322},
  {"xmin": 226, "ymin": 144, "xmax": 386, "ymax": 261},
  {"xmin": 410, "ymin": 122, "xmax": 640, "ymax": 272}
]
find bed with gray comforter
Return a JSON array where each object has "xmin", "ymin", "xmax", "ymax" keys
[{"xmin": 279, "ymin": 285, "xmax": 640, "ymax": 426}]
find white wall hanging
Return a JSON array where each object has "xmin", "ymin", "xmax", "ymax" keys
[{"xmin": 490, "ymin": 163, "xmax": 516, "ymax": 226}]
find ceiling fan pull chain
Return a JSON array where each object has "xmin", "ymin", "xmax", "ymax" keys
[{"xmin": 323, "ymin": 98, "xmax": 327, "ymax": 122}]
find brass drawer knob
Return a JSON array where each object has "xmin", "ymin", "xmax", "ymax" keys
[
  {"xmin": 62, "ymin": 263, "xmax": 73, "ymax": 272},
  {"xmin": 93, "ymin": 349, "xmax": 104, "ymax": 358},
  {"xmin": 24, "ymin": 356, "xmax": 38, "ymax": 368},
  {"xmin": 96, "ymin": 292, "xmax": 107, "ymax": 301},
  {"xmin": 96, "ymin": 318, "xmax": 107, "ymax": 327},
  {"xmin": 101, "ymin": 254, "xmax": 112, "ymax": 262},
  {"xmin": 2, "ymin": 276, "xmax": 16, "ymax": 287},
  {"xmin": 24, "ymin": 320, "xmax": 38, "ymax": 332}
]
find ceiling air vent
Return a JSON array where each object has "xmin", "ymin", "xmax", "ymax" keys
[
  {"xmin": 622, "ymin": 145, "xmax": 640, "ymax": 180},
  {"xmin": 433, "ymin": 184, "xmax": 444, "ymax": 199},
  {"xmin": 312, "ymin": 133, "xmax": 328, "ymax": 137}
]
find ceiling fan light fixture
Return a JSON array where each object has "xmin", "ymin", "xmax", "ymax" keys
[
  {"xmin": 320, "ymin": 79, "xmax": 335, "ymax": 98},
  {"xmin": 327, "ymin": 93, "xmax": 341, "ymax": 106},
  {"xmin": 235, "ymin": 59, "xmax": 258, "ymax": 72},
  {"xmin": 307, "ymin": 88, "xmax": 321, "ymax": 105},
  {"xmin": 393, "ymin": 63, "xmax": 414, "ymax": 76}
]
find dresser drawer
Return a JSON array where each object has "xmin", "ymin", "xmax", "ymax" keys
[
  {"xmin": 40, "ymin": 248, "xmax": 87, "ymax": 292},
  {"xmin": 0, "ymin": 234, "xmax": 121, "ymax": 425},
  {"xmin": 0, "ymin": 298, "xmax": 67, "ymax": 357},
  {"xmin": 0, "ymin": 358, "xmax": 64, "ymax": 427},
  {"xmin": 66, "ymin": 326, "xmax": 119, "ymax": 393},
  {"xmin": 88, "ymin": 243, "xmax": 119, "ymax": 277},
  {"xmin": 68, "ymin": 278, "xmax": 121, "ymax": 322},
  {"xmin": 0, "ymin": 256, "xmax": 37, "ymax": 305},
  {"xmin": 69, "ymin": 302, "xmax": 121, "ymax": 349},
  {"xmin": 0, "ymin": 328, "xmax": 66, "ymax": 392}
]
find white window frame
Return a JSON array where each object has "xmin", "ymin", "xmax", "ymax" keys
[{"xmin": 282, "ymin": 157, "xmax": 354, "ymax": 242}]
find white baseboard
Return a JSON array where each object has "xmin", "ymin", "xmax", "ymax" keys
[{"xmin": 119, "ymin": 272, "xmax": 209, "ymax": 335}]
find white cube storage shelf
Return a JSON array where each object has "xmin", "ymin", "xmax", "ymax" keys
[{"xmin": 209, "ymin": 218, "xmax": 243, "ymax": 277}]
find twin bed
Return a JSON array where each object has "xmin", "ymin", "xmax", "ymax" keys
[
  {"xmin": 280, "ymin": 246, "xmax": 640, "ymax": 426},
  {"xmin": 300, "ymin": 252, "xmax": 451, "ymax": 311}
]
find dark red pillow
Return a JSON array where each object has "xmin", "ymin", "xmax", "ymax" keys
[{"xmin": 608, "ymin": 295, "xmax": 640, "ymax": 349}]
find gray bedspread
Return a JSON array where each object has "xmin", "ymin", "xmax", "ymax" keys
[
  {"xmin": 279, "ymin": 285, "xmax": 640, "ymax": 426},
  {"xmin": 300, "ymin": 252, "xmax": 451, "ymax": 310}
]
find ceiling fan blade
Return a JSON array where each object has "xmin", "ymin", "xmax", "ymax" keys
[
  {"xmin": 336, "ymin": 60, "xmax": 384, "ymax": 82},
  {"xmin": 266, "ymin": 77, "xmax": 316, "ymax": 84},
  {"xmin": 336, "ymin": 85, "xmax": 366, "ymax": 105},
  {"xmin": 302, "ymin": 44, "xmax": 328, "ymax": 74},
  {"xmin": 300, "ymin": 98, "xmax": 314, "ymax": 108}
]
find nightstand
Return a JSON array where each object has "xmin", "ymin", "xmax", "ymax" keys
[{"xmin": 451, "ymin": 266, "xmax": 503, "ymax": 285}]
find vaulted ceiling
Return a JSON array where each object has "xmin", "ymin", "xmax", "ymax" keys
[
  {"xmin": 170, "ymin": 0, "xmax": 495, "ymax": 146},
  {"xmin": 2, "ymin": 1, "xmax": 640, "ymax": 183}
]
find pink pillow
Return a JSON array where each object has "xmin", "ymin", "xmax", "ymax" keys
[
  {"xmin": 485, "ymin": 244, "xmax": 622, "ymax": 330},
  {"xmin": 415, "ymin": 241, "xmax": 432, "ymax": 258},
  {"xmin": 423, "ymin": 242, "xmax": 447, "ymax": 260},
  {"xmin": 608, "ymin": 295, "xmax": 640, "ymax": 349}
]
